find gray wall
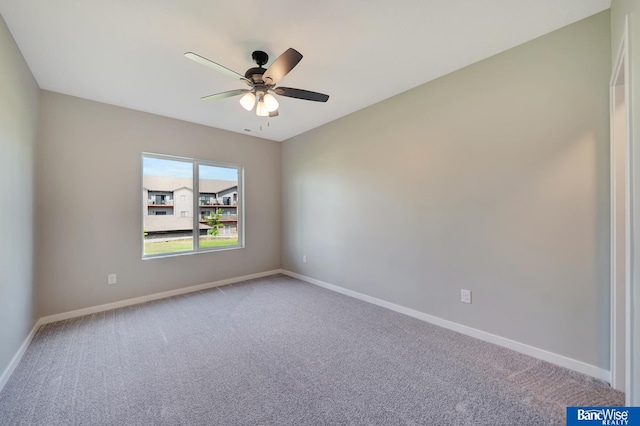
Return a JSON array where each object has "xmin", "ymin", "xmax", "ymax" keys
[
  {"xmin": 282, "ymin": 12, "xmax": 611, "ymax": 369},
  {"xmin": 36, "ymin": 92, "xmax": 281, "ymax": 316},
  {"xmin": 611, "ymin": 0, "xmax": 640, "ymax": 404},
  {"xmin": 0, "ymin": 15, "xmax": 39, "ymax": 377}
]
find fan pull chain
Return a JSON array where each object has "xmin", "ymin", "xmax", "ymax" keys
[{"xmin": 259, "ymin": 121, "xmax": 271, "ymax": 132}]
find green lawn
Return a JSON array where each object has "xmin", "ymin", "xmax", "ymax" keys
[{"xmin": 144, "ymin": 237, "xmax": 238, "ymax": 255}]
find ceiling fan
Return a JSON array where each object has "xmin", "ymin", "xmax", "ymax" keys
[{"xmin": 184, "ymin": 48, "xmax": 329, "ymax": 117}]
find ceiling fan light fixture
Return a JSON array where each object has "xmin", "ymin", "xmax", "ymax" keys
[
  {"xmin": 263, "ymin": 93, "xmax": 279, "ymax": 112},
  {"xmin": 256, "ymin": 96, "xmax": 269, "ymax": 117},
  {"xmin": 239, "ymin": 92, "xmax": 256, "ymax": 111}
]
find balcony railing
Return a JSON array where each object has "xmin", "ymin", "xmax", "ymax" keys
[
  {"xmin": 200, "ymin": 214, "xmax": 238, "ymax": 222},
  {"xmin": 199, "ymin": 200, "xmax": 238, "ymax": 206},
  {"xmin": 148, "ymin": 199, "xmax": 174, "ymax": 206}
]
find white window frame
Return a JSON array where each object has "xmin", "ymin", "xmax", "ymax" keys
[{"xmin": 142, "ymin": 152, "xmax": 244, "ymax": 259}]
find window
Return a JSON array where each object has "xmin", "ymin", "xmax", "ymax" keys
[{"xmin": 142, "ymin": 153, "xmax": 243, "ymax": 258}]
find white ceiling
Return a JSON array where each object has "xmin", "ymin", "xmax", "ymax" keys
[{"xmin": 0, "ymin": 0, "xmax": 610, "ymax": 142}]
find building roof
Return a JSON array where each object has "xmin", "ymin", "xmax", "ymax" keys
[
  {"xmin": 143, "ymin": 176, "xmax": 236, "ymax": 194},
  {"xmin": 144, "ymin": 215, "xmax": 210, "ymax": 233}
]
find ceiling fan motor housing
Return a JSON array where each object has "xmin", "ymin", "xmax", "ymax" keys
[
  {"xmin": 245, "ymin": 67, "xmax": 266, "ymax": 84},
  {"xmin": 246, "ymin": 51, "xmax": 270, "ymax": 84}
]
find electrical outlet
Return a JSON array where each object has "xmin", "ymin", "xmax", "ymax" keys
[
  {"xmin": 303, "ymin": 255, "xmax": 307, "ymax": 263},
  {"xmin": 108, "ymin": 274, "xmax": 117, "ymax": 285},
  {"xmin": 461, "ymin": 289, "xmax": 471, "ymax": 304}
]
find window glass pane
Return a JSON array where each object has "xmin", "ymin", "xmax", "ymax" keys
[
  {"xmin": 143, "ymin": 157, "xmax": 194, "ymax": 255},
  {"xmin": 198, "ymin": 164, "xmax": 239, "ymax": 250}
]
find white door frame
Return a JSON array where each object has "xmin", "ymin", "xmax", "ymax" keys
[{"xmin": 610, "ymin": 15, "xmax": 631, "ymax": 402}]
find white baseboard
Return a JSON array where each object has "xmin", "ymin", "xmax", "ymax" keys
[
  {"xmin": 0, "ymin": 318, "xmax": 44, "ymax": 392},
  {"xmin": 39, "ymin": 269, "xmax": 284, "ymax": 325},
  {"xmin": 282, "ymin": 270, "xmax": 610, "ymax": 383}
]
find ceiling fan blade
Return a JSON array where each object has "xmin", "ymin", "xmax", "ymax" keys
[
  {"xmin": 263, "ymin": 48, "xmax": 303, "ymax": 85},
  {"xmin": 269, "ymin": 110, "xmax": 279, "ymax": 117},
  {"xmin": 184, "ymin": 52, "xmax": 250, "ymax": 84},
  {"xmin": 273, "ymin": 87, "xmax": 329, "ymax": 102},
  {"xmin": 200, "ymin": 89, "xmax": 250, "ymax": 101}
]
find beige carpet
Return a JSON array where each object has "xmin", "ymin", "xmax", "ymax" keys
[{"xmin": 0, "ymin": 274, "xmax": 624, "ymax": 425}]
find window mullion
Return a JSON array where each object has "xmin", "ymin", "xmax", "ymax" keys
[{"xmin": 193, "ymin": 161, "xmax": 199, "ymax": 251}]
